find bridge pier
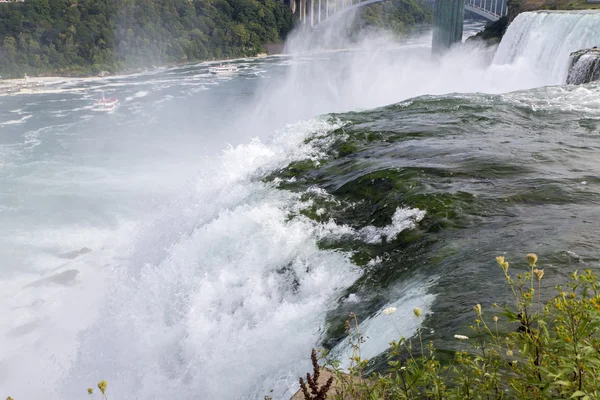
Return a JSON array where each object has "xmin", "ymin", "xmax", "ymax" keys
[
  {"xmin": 318, "ymin": 0, "xmax": 321, "ymax": 23},
  {"xmin": 301, "ymin": 0, "xmax": 306, "ymax": 24},
  {"xmin": 432, "ymin": 0, "xmax": 464, "ymax": 54}
]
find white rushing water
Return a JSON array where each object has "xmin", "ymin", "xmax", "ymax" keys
[
  {"xmin": 3, "ymin": 10, "xmax": 600, "ymax": 400},
  {"xmin": 567, "ymin": 50, "xmax": 600, "ymax": 84},
  {"xmin": 494, "ymin": 10, "xmax": 600, "ymax": 85}
]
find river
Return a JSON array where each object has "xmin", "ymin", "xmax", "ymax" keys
[{"xmin": 1, "ymin": 11, "xmax": 600, "ymax": 400}]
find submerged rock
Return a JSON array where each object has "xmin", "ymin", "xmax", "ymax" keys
[
  {"xmin": 567, "ymin": 48, "xmax": 600, "ymax": 85},
  {"xmin": 57, "ymin": 247, "xmax": 92, "ymax": 259},
  {"xmin": 25, "ymin": 269, "xmax": 79, "ymax": 288}
]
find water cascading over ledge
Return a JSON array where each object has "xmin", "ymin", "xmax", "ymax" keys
[
  {"xmin": 567, "ymin": 48, "xmax": 600, "ymax": 85},
  {"xmin": 493, "ymin": 10, "xmax": 600, "ymax": 85}
]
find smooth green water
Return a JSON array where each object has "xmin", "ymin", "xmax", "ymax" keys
[{"xmin": 268, "ymin": 88, "xmax": 600, "ymax": 358}]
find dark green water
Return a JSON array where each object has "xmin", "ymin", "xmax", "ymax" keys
[{"xmin": 267, "ymin": 86, "xmax": 600, "ymax": 361}]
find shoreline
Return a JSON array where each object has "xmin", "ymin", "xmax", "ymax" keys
[
  {"xmin": 0, "ymin": 76, "xmax": 102, "ymax": 97},
  {"xmin": 0, "ymin": 51, "xmax": 284, "ymax": 98}
]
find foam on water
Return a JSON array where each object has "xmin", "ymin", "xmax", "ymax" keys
[
  {"xmin": 359, "ymin": 207, "xmax": 426, "ymax": 244},
  {"xmin": 0, "ymin": 221, "xmax": 137, "ymax": 397},
  {"xmin": 331, "ymin": 278, "xmax": 437, "ymax": 364},
  {"xmin": 0, "ymin": 115, "xmax": 32, "ymax": 127},
  {"xmin": 125, "ymin": 90, "xmax": 150, "ymax": 102},
  {"xmin": 4, "ymin": 9, "xmax": 600, "ymax": 400},
  {"xmin": 53, "ymin": 118, "xmax": 367, "ymax": 400}
]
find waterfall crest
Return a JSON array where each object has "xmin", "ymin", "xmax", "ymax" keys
[{"xmin": 494, "ymin": 11, "xmax": 600, "ymax": 85}]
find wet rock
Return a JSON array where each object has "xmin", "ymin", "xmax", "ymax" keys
[
  {"xmin": 57, "ymin": 247, "xmax": 92, "ymax": 259},
  {"xmin": 25, "ymin": 269, "xmax": 79, "ymax": 288},
  {"xmin": 567, "ymin": 47, "xmax": 600, "ymax": 85}
]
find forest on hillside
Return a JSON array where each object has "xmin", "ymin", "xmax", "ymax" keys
[
  {"xmin": 0, "ymin": 0, "xmax": 432, "ymax": 78},
  {"xmin": 355, "ymin": 0, "xmax": 432, "ymax": 35},
  {"xmin": 0, "ymin": 0, "xmax": 294, "ymax": 77}
]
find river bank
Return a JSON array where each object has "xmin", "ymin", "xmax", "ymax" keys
[
  {"xmin": 0, "ymin": 51, "xmax": 280, "ymax": 98},
  {"xmin": 0, "ymin": 76, "xmax": 102, "ymax": 97}
]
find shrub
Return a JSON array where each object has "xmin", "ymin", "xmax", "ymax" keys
[{"xmin": 300, "ymin": 254, "xmax": 600, "ymax": 399}]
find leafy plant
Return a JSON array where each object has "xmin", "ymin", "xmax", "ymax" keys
[{"xmin": 299, "ymin": 254, "xmax": 600, "ymax": 399}]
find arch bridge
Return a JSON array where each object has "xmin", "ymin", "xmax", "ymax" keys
[{"xmin": 289, "ymin": 0, "xmax": 507, "ymax": 50}]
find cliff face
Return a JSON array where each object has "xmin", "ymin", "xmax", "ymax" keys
[{"xmin": 567, "ymin": 48, "xmax": 600, "ymax": 84}]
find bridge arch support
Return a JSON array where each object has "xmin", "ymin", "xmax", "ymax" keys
[
  {"xmin": 298, "ymin": 0, "xmax": 508, "ymax": 51},
  {"xmin": 432, "ymin": 0, "xmax": 465, "ymax": 54}
]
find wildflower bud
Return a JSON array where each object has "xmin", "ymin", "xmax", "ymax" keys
[
  {"xmin": 413, "ymin": 307, "xmax": 422, "ymax": 318},
  {"xmin": 496, "ymin": 256, "xmax": 505, "ymax": 266},
  {"xmin": 97, "ymin": 380, "xmax": 108, "ymax": 395},
  {"xmin": 533, "ymin": 269, "xmax": 544, "ymax": 281},
  {"xmin": 474, "ymin": 304, "xmax": 482, "ymax": 315},
  {"xmin": 344, "ymin": 319, "xmax": 351, "ymax": 333},
  {"xmin": 501, "ymin": 262, "xmax": 509, "ymax": 273},
  {"xmin": 506, "ymin": 350, "xmax": 513, "ymax": 357},
  {"xmin": 7, "ymin": 397, "xmax": 14, "ymax": 400},
  {"xmin": 526, "ymin": 253, "xmax": 538, "ymax": 266},
  {"xmin": 493, "ymin": 316, "xmax": 498, "ymax": 322},
  {"xmin": 383, "ymin": 307, "xmax": 397, "ymax": 315},
  {"xmin": 88, "ymin": 388, "xmax": 93, "ymax": 395}
]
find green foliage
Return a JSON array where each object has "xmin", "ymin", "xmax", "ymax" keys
[
  {"xmin": 305, "ymin": 254, "xmax": 600, "ymax": 399},
  {"xmin": 353, "ymin": 0, "xmax": 432, "ymax": 36},
  {"xmin": 0, "ymin": 0, "xmax": 294, "ymax": 77},
  {"xmin": 467, "ymin": 16, "xmax": 508, "ymax": 45}
]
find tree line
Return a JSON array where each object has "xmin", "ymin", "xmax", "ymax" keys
[
  {"xmin": 0, "ymin": 0, "xmax": 294, "ymax": 77},
  {"xmin": 0, "ymin": 0, "xmax": 431, "ymax": 78}
]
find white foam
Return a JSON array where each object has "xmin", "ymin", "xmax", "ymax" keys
[
  {"xmin": 38, "ymin": 118, "xmax": 367, "ymax": 400},
  {"xmin": 359, "ymin": 207, "xmax": 426, "ymax": 244},
  {"xmin": 0, "ymin": 221, "xmax": 138, "ymax": 399},
  {"xmin": 330, "ymin": 278, "xmax": 437, "ymax": 367},
  {"xmin": 0, "ymin": 115, "xmax": 32, "ymax": 127},
  {"xmin": 125, "ymin": 90, "xmax": 150, "ymax": 101}
]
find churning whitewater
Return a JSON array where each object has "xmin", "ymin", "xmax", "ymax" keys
[{"xmin": 2, "ymin": 9, "xmax": 600, "ymax": 400}]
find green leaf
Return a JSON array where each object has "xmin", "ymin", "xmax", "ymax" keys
[
  {"xmin": 571, "ymin": 391, "xmax": 587, "ymax": 398},
  {"xmin": 554, "ymin": 380, "xmax": 571, "ymax": 387}
]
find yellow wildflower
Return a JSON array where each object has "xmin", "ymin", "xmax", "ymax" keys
[
  {"xmin": 526, "ymin": 253, "xmax": 538, "ymax": 266},
  {"xmin": 98, "ymin": 380, "xmax": 108, "ymax": 395}
]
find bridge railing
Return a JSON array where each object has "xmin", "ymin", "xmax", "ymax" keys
[
  {"xmin": 464, "ymin": 0, "xmax": 507, "ymax": 21},
  {"xmin": 300, "ymin": 0, "xmax": 508, "ymax": 27}
]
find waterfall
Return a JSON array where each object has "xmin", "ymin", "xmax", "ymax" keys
[
  {"xmin": 493, "ymin": 11, "xmax": 600, "ymax": 85},
  {"xmin": 566, "ymin": 48, "xmax": 600, "ymax": 84}
]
